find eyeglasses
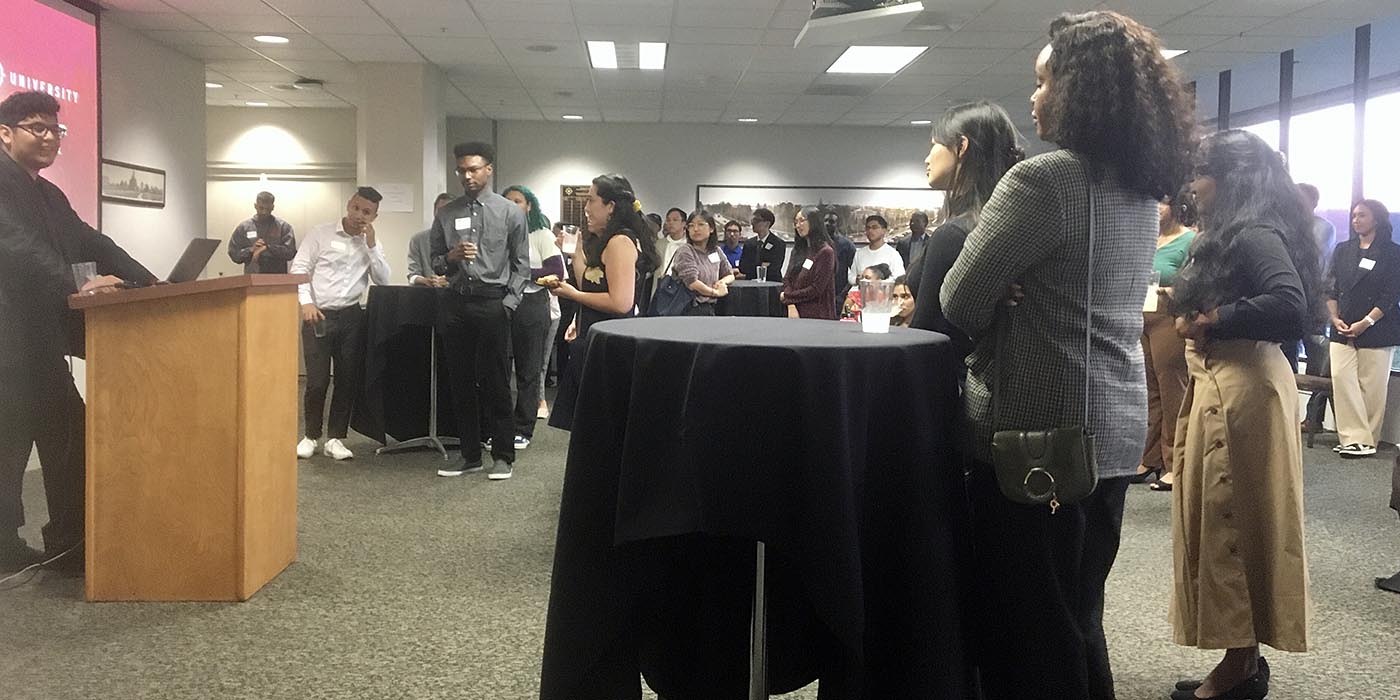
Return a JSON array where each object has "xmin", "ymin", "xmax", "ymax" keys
[
  {"xmin": 455, "ymin": 164, "xmax": 490, "ymax": 177},
  {"xmin": 12, "ymin": 122, "xmax": 67, "ymax": 140}
]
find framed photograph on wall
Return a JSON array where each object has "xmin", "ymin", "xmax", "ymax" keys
[
  {"xmin": 101, "ymin": 159, "xmax": 166, "ymax": 208},
  {"xmin": 559, "ymin": 184, "xmax": 591, "ymax": 229},
  {"xmin": 695, "ymin": 185, "xmax": 944, "ymax": 244}
]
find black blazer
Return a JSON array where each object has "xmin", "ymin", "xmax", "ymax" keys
[
  {"xmin": 1326, "ymin": 237, "xmax": 1400, "ymax": 348},
  {"xmin": 0, "ymin": 151, "xmax": 155, "ymax": 369},
  {"xmin": 737, "ymin": 233, "xmax": 786, "ymax": 280},
  {"xmin": 908, "ymin": 216, "xmax": 973, "ymax": 358}
]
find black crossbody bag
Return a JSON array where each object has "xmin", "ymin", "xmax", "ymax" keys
[{"xmin": 990, "ymin": 162, "xmax": 1099, "ymax": 514}]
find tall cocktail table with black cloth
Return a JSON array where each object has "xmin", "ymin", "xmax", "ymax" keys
[
  {"xmin": 352, "ymin": 286, "xmax": 458, "ymax": 451},
  {"xmin": 540, "ymin": 317, "xmax": 970, "ymax": 700},
  {"xmin": 716, "ymin": 279, "xmax": 785, "ymax": 317}
]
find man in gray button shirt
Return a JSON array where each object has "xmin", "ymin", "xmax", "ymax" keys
[
  {"xmin": 430, "ymin": 142, "xmax": 529, "ymax": 480},
  {"xmin": 227, "ymin": 191, "xmax": 296, "ymax": 274},
  {"xmin": 407, "ymin": 192, "xmax": 453, "ymax": 287}
]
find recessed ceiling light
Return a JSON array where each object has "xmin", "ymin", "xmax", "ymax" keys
[
  {"xmin": 910, "ymin": 119, "xmax": 931, "ymax": 125},
  {"xmin": 826, "ymin": 46, "xmax": 928, "ymax": 74},
  {"xmin": 562, "ymin": 114, "xmax": 584, "ymax": 120},
  {"xmin": 246, "ymin": 101, "xmax": 269, "ymax": 107},
  {"xmin": 253, "ymin": 35, "xmax": 289, "ymax": 44},
  {"xmin": 586, "ymin": 41, "xmax": 617, "ymax": 70},
  {"xmin": 737, "ymin": 118, "xmax": 759, "ymax": 123},
  {"xmin": 1162, "ymin": 49, "xmax": 1188, "ymax": 59},
  {"xmin": 205, "ymin": 82, "xmax": 223, "ymax": 89},
  {"xmin": 640, "ymin": 42, "xmax": 667, "ymax": 70}
]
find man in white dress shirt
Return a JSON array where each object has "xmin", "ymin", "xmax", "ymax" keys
[
  {"xmin": 290, "ymin": 187, "xmax": 392, "ymax": 460},
  {"xmin": 849, "ymin": 214, "xmax": 906, "ymax": 284}
]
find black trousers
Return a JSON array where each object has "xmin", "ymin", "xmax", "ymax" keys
[
  {"xmin": 681, "ymin": 303, "xmax": 716, "ymax": 317},
  {"xmin": 440, "ymin": 294, "xmax": 515, "ymax": 464},
  {"xmin": 967, "ymin": 463, "xmax": 1131, "ymax": 700},
  {"xmin": 1303, "ymin": 333, "xmax": 1332, "ymax": 425},
  {"xmin": 0, "ymin": 359, "xmax": 85, "ymax": 551},
  {"xmin": 302, "ymin": 305, "xmax": 366, "ymax": 440},
  {"xmin": 511, "ymin": 290, "xmax": 551, "ymax": 439}
]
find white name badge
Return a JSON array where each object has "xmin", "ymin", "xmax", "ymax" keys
[
  {"xmin": 1360, "ymin": 258, "xmax": 1376, "ymax": 270},
  {"xmin": 330, "ymin": 240, "xmax": 348, "ymax": 252},
  {"xmin": 765, "ymin": 243, "xmax": 774, "ymax": 250},
  {"xmin": 708, "ymin": 252, "xmax": 720, "ymax": 263},
  {"xmin": 247, "ymin": 230, "xmax": 258, "ymax": 239},
  {"xmin": 1143, "ymin": 284, "xmax": 1160, "ymax": 312},
  {"xmin": 802, "ymin": 258, "xmax": 814, "ymax": 270},
  {"xmin": 455, "ymin": 216, "xmax": 472, "ymax": 231}
]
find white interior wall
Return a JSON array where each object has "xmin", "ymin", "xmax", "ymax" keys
[
  {"xmin": 204, "ymin": 106, "xmax": 358, "ymax": 279},
  {"xmin": 494, "ymin": 121, "xmax": 934, "ymax": 226}
]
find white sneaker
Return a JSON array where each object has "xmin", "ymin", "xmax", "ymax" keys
[
  {"xmin": 296, "ymin": 437, "xmax": 317, "ymax": 459},
  {"xmin": 1338, "ymin": 443, "xmax": 1376, "ymax": 457},
  {"xmin": 323, "ymin": 438, "xmax": 354, "ymax": 461}
]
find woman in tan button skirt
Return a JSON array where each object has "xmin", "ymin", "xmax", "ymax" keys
[{"xmin": 1167, "ymin": 129, "xmax": 1320, "ymax": 700}]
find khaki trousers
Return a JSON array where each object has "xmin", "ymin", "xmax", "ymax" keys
[{"xmin": 1330, "ymin": 342, "xmax": 1395, "ymax": 447}]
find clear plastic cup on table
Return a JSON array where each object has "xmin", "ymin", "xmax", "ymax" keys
[
  {"xmin": 859, "ymin": 278, "xmax": 895, "ymax": 333},
  {"xmin": 755, "ymin": 264, "xmax": 768, "ymax": 282},
  {"xmin": 70, "ymin": 261, "xmax": 97, "ymax": 294}
]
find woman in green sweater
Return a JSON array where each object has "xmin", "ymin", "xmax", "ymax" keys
[{"xmin": 1137, "ymin": 186, "xmax": 1196, "ymax": 490}]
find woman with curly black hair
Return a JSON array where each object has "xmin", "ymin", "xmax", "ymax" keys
[
  {"xmin": 939, "ymin": 11, "xmax": 1196, "ymax": 700},
  {"xmin": 1167, "ymin": 129, "xmax": 1319, "ymax": 700}
]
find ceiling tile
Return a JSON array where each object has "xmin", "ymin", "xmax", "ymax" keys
[
  {"xmin": 470, "ymin": 0, "xmax": 575, "ymax": 23},
  {"xmin": 671, "ymin": 27, "xmax": 765, "ymax": 45},
  {"xmin": 105, "ymin": 11, "xmax": 209, "ymax": 31},
  {"xmin": 602, "ymin": 110, "xmax": 662, "ymax": 123},
  {"xmin": 101, "ymin": 0, "xmax": 179, "ymax": 11},
  {"xmin": 191, "ymin": 14, "xmax": 304, "ymax": 34},
  {"xmin": 483, "ymin": 21, "xmax": 579, "ymax": 41},
  {"xmin": 410, "ymin": 37, "xmax": 508, "ymax": 65},
  {"xmin": 496, "ymin": 44, "xmax": 590, "ymax": 68},
  {"xmin": 674, "ymin": 6, "xmax": 772, "ymax": 30},
  {"xmin": 935, "ymin": 30, "xmax": 1042, "ymax": 49},
  {"xmin": 179, "ymin": 45, "xmax": 264, "ymax": 60},
  {"xmin": 1157, "ymin": 15, "xmax": 1273, "ymax": 35},
  {"xmin": 264, "ymin": 0, "xmax": 380, "ymax": 16},
  {"xmin": 365, "ymin": 0, "xmax": 480, "ymax": 19},
  {"xmin": 389, "ymin": 17, "xmax": 491, "ymax": 37},
  {"xmin": 143, "ymin": 30, "xmax": 238, "ymax": 46},
  {"xmin": 319, "ymin": 35, "xmax": 421, "ymax": 62},
  {"xmin": 290, "ymin": 16, "xmax": 398, "ymax": 35}
]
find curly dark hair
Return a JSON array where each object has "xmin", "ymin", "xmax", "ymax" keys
[
  {"xmin": 1041, "ymin": 11, "xmax": 1196, "ymax": 200},
  {"xmin": 0, "ymin": 91, "xmax": 60, "ymax": 125},
  {"xmin": 1171, "ymin": 130, "xmax": 1323, "ymax": 330}
]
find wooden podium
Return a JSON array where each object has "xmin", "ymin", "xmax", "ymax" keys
[{"xmin": 69, "ymin": 275, "xmax": 306, "ymax": 602}]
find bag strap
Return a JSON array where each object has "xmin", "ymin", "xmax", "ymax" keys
[{"xmin": 991, "ymin": 156, "xmax": 1095, "ymax": 429}]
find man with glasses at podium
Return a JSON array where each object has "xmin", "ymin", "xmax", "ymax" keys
[{"xmin": 0, "ymin": 91, "xmax": 157, "ymax": 574}]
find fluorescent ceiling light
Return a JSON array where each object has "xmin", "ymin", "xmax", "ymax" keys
[
  {"xmin": 587, "ymin": 41, "xmax": 617, "ymax": 70},
  {"xmin": 205, "ymin": 82, "xmax": 223, "ymax": 89},
  {"xmin": 1162, "ymin": 49, "xmax": 1188, "ymax": 59},
  {"xmin": 246, "ymin": 101, "xmax": 269, "ymax": 107},
  {"xmin": 562, "ymin": 114, "xmax": 584, "ymax": 120},
  {"xmin": 827, "ymin": 45, "xmax": 927, "ymax": 74},
  {"xmin": 253, "ymin": 35, "xmax": 289, "ymax": 44},
  {"xmin": 910, "ymin": 119, "xmax": 931, "ymax": 125},
  {"xmin": 737, "ymin": 118, "xmax": 759, "ymax": 123},
  {"xmin": 639, "ymin": 42, "xmax": 667, "ymax": 70}
]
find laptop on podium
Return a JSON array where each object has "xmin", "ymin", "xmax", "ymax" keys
[{"xmin": 165, "ymin": 238, "xmax": 222, "ymax": 283}]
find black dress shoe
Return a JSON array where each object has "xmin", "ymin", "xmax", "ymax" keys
[
  {"xmin": 1129, "ymin": 466, "xmax": 1162, "ymax": 484},
  {"xmin": 1171, "ymin": 658, "xmax": 1269, "ymax": 699},
  {"xmin": 0, "ymin": 536, "xmax": 45, "ymax": 572}
]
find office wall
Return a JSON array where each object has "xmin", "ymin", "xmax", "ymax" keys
[
  {"xmin": 494, "ymin": 121, "xmax": 935, "ymax": 226},
  {"xmin": 205, "ymin": 106, "xmax": 358, "ymax": 279},
  {"xmin": 99, "ymin": 20, "xmax": 206, "ymax": 278}
]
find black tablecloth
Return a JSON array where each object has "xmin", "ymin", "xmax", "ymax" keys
[
  {"xmin": 540, "ymin": 317, "xmax": 970, "ymax": 700},
  {"xmin": 716, "ymin": 279, "xmax": 785, "ymax": 318},
  {"xmin": 352, "ymin": 286, "xmax": 457, "ymax": 443}
]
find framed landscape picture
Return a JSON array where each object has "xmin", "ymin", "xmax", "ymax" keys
[
  {"xmin": 695, "ymin": 184, "xmax": 944, "ymax": 244},
  {"xmin": 101, "ymin": 159, "xmax": 165, "ymax": 208}
]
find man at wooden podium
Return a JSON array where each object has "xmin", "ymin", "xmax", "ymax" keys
[{"xmin": 0, "ymin": 91, "xmax": 157, "ymax": 573}]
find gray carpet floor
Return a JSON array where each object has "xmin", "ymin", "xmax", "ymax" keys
[{"xmin": 4, "ymin": 417, "xmax": 1399, "ymax": 699}]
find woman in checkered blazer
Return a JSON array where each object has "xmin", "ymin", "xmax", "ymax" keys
[{"xmin": 940, "ymin": 11, "xmax": 1196, "ymax": 700}]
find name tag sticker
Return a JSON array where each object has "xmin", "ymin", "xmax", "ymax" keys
[
  {"xmin": 455, "ymin": 217, "xmax": 472, "ymax": 231},
  {"xmin": 708, "ymin": 252, "xmax": 721, "ymax": 263},
  {"xmin": 247, "ymin": 230, "xmax": 258, "ymax": 239},
  {"xmin": 1360, "ymin": 258, "xmax": 1377, "ymax": 270},
  {"xmin": 802, "ymin": 258, "xmax": 814, "ymax": 270},
  {"xmin": 330, "ymin": 240, "xmax": 348, "ymax": 252},
  {"xmin": 765, "ymin": 243, "xmax": 774, "ymax": 250}
]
